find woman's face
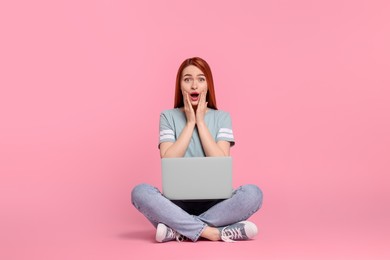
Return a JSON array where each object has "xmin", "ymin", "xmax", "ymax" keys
[{"xmin": 180, "ymin": 65, "xmax": 207, "ymax": 107}]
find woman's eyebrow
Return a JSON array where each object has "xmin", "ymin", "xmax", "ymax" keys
[{"xmin": 183, "ymin": 73, "xmax": 205, "ymax": 77}]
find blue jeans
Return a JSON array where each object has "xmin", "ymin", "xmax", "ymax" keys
[{"xmin": 131, "ymin": 183, "xmax": 263, "ymax": 241}]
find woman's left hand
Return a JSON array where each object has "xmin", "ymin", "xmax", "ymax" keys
[{"xmin": 196, "ymin": 92, "xmax": 208, "ymax": 124}]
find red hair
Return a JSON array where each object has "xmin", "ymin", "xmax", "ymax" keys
[{"xmin": 174, "ymin": 57, "xmax": 218, "ymax": 109}]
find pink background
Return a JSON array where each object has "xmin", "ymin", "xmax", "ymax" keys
[{"xmin": 1, "ymin": 0, "xmax": 389, "ymax": 259}]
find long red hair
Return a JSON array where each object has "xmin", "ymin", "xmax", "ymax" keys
[{"xmin": 174, "ymin": 57, "xmax": 217, "ymax": 109}]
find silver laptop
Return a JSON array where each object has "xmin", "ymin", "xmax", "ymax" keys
[{"xmin": 161, "ymin": 157, "xmax": 233, "ymax": 200}]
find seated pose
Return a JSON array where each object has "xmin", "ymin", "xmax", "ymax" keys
[{"xmin": 131, "ymin": 57, "xmax": 263, "ymax": 242}]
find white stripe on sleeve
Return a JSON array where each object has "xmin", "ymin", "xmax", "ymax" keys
[
  {"xmin": 218, "ymin": 128, "xmax": 233, "ymax": 134},
  {"xmin": 160, "ymin": 129, "xmax": 174, "ymax": 135},
  {"xmin": 217, "ymin": 133, "xmax": 234, "ymax": 139},
  {"xmin": 160, "ymin": 134, "xmax": 175, "ymax": 141}
]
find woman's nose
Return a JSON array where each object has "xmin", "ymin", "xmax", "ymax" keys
[{"xmin": 191, "ymin": 81, "xmax": 198, "ymax": 89}]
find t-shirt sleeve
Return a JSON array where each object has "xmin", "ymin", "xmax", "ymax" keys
[
  {"xmin": 217, "ymin": 112, "xmax": 235, "ymax": 146},
  {"xmin": 159, "ymin": 112, "xmax": 176, "ymax": 145}
]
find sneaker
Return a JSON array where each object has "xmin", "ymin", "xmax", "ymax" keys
[
  {"xmin": 155, "ymin": 223, "xmax": 184, "ymax": 243},
  {"xmin": 219, "ymin": 221, "xmax": 258, "ymax": 242}
]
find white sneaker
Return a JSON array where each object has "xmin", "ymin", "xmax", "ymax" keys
[
  {"xmin": 219, "ymin": 221, "xmax": 258, "ymax": 242},
  {"xmin": 155, "ymin": 223, "xmax": 184, "ymax": 243}
]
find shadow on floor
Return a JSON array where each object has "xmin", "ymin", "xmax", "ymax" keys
[{"xmin": 117, "ymin": 229, "xmax": 154, "ymax": 241}]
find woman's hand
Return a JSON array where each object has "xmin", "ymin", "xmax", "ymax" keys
[
  {"xmin": 196, "ymin": 91, "xmax": 208, "ymax": 124},
  {"xmin": 195, "ymin": 91, "xmax": 229, "ymax": 157},
  {"xmin": 183, "ymin": 92, "xmax": 196, "ymax": 125}
]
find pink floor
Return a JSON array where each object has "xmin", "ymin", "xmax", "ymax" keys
[
  {"xmin": 2, "ymin": 219, "xmax": 389, "ymax": 260},
  {"xmin": 1, "ymin": 185, "xmax": 389, "ymax": 260}
]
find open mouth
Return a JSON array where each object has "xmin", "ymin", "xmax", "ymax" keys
[{"xmin": 190, "ymin": 92, "xmax": 199, "ymax": 101}]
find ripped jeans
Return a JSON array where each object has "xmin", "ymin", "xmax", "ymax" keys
[{"xmin": 131, "ymin": 183, "xmax": 263, "ymax": 241}]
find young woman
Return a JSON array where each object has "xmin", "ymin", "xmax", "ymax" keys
[{"xmin": 131, "ymin": 57, "xmax": 263, "ymax": 242}]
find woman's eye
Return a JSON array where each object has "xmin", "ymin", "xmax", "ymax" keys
[
  {"xmin": 184, "ymin": 78, "xmax": 192, "ymax": 82},
  {"xmin": 199, "ymin": 78, "xmax": 205, "ymax": 82}
]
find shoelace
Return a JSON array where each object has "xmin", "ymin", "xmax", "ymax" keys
[
  {"xmin": 220, "ymin": 227, "xmax": 244, "ymax": 242},
  {"xmin": 166, "ymin": 228, "xmax": 185, "ymax": 242}
]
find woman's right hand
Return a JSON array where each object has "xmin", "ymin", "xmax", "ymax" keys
[
  {"xmin": 183, "ymin": 92, "xmax": 196, "ymax": 125},
  {"xmin": 161, "ymin": 92, "xmax": 196, "ymax": 158}
]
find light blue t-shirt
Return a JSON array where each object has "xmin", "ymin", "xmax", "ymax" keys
[{"xmin": 159, "ymin": 108, "xmax": 235, "ymax": 157}]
